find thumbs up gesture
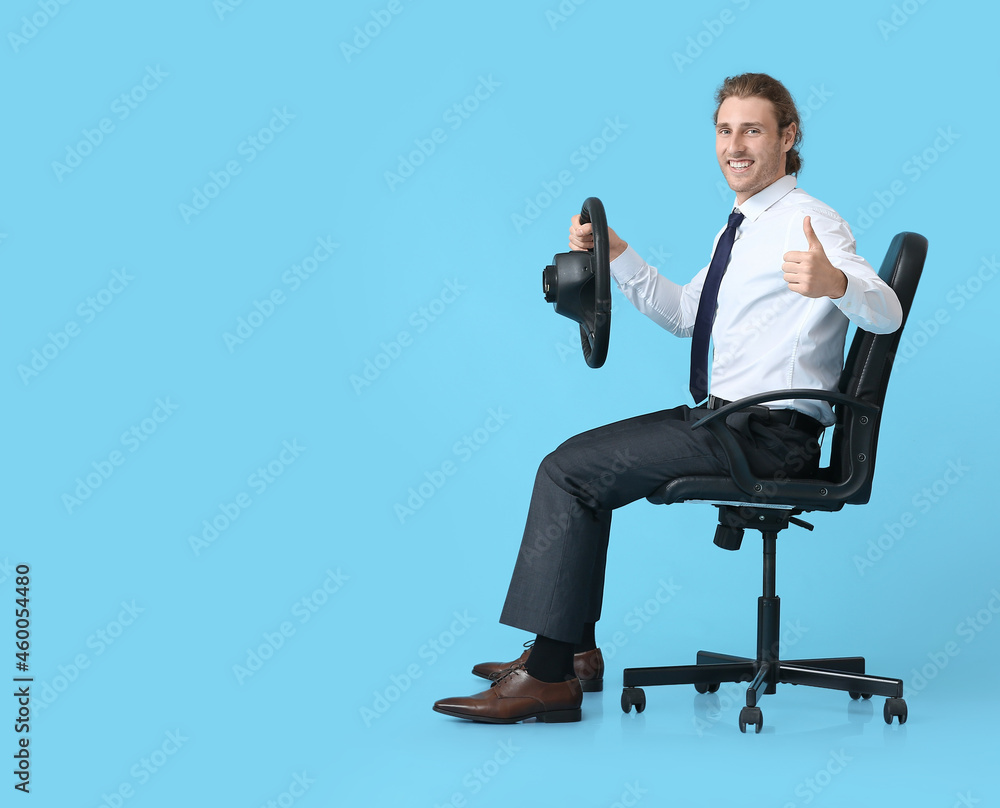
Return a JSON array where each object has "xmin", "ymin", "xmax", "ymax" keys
[{"xmin": 781, "ymin": 216, "xmax": 848, "ymax": 299}]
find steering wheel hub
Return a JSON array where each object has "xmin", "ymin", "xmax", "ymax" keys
[{"xmin": 541, "ymin": 197, "xmax": 611, "ymax": 368}]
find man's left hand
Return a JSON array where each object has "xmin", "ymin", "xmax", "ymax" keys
[{"xmin": 781, "ymin": 216, "xmax": 848, "ymax": 299}]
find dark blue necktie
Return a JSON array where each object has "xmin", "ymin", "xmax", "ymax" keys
[{"xmin": 689, "ymin": 209, "xmax": 744, "ymax": 404}]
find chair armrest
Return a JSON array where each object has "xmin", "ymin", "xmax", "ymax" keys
[
  {"xmin": 692, "ymin": 389, "xmax": 879, "ymax": 430},
  {"xmin": 692, "ymin": 389, "xmax": 881, "ymax": 504}
]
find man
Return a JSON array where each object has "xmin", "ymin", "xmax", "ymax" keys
[{"xmin": 432, "ymin": 73, "xmax": 901, "ymax": 724}]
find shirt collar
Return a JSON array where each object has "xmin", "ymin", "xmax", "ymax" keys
[{"xmin": 733, "ymin": 174, "xmax": 797, "ymax": 223}]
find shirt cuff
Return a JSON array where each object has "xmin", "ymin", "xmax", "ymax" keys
[{"xmin": 831, "ymin": 270, "xmax": 866, "ymax": 317}]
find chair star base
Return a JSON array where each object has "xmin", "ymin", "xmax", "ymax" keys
[{"xmin": 622, "ymin": 653, "xmax": 905, "ymax": 732}]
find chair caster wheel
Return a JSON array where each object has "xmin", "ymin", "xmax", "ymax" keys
[
  {"xmin": 849, "ymin": 691, "xmax": 873, "ymax": 701},
  {"xmin": 739, "ymin": 706, "xmax": 762, "ymax": 734},
  {"xmin": 883, "ymin": 697, "xmax": 907, "ymax": 725},
  {"xmin": 695, "ymin": 682, "xmax": 720, "ymax": 694},
  {"xmin": 621, "ymin": 687, "xmax": 646, "ymax": 714}
]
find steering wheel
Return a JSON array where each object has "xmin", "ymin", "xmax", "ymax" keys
[{"xmin": 541, "ymin": 197, "xmax": 611, "ymax": 368}]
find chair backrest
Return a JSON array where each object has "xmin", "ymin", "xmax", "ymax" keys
[{"xmin": 826, "ymin": 232, "xmax": 928, "ymax": 504}]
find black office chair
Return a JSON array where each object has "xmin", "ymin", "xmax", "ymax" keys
[{"xmin": 620, "ymin": 231, "xmax": 928, "ymax": 732}]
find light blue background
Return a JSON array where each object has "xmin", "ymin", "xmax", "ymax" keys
[{"xmin": 3, "ymin": 0, "xmax": 997, "ymax": 805}]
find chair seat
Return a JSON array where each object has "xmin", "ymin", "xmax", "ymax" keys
[{"xmin": 646, "ymin": 475, "xmax": 845, "ymax": 513}]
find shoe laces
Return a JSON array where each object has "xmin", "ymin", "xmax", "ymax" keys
[{"xmin": 491, "ymin": 662, "xmax": 525, "ymax": 687}]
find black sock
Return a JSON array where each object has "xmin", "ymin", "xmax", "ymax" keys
[
  {"xmin": 524, "ymin": 635, "xmax": 575, "ymax": 683},
  {"xmin": 573, "ymin": 622, "xmax": 597, "ymax": 654}
]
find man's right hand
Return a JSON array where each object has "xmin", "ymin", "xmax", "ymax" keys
[{"xmin": 569, "ymin": 215, "xmax": 628, "ymax": 261}]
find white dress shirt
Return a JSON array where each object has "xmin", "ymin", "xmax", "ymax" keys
[{"xmin": 611, "ymin": 174, "xmax": 902, "ymax": 425}]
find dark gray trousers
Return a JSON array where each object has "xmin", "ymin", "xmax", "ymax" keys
[{"xmin": 499, "ymin": 405, "xmax": 820, "ymax": 643}]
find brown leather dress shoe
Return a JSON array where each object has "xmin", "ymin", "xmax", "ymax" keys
[
  {"xmin": 472, "ymin": 646, "xmax": 605, "ymax": 692},
  {"xmin": 433, "ymin": 667, "xmax": 583, "ymax": 723}
]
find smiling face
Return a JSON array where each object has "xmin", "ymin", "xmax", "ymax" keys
[{"xmin": 715, "ymin": 95, "xmax": 796, "ymax": 204}]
